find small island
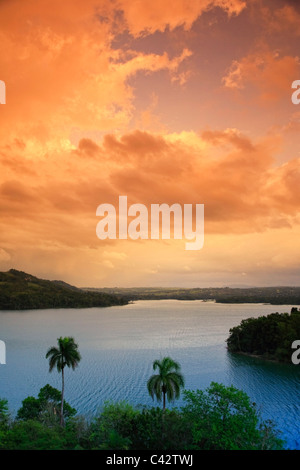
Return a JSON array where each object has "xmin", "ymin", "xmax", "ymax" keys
[
  {"xmin": 226, "ymin": 308, "xmax": 300, "ymax": 363},
  {"xmin": 0, "ymin": 269, "xmax": 127, "ymax": 310}
]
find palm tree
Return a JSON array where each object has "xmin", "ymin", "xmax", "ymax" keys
[
  {"xmin": 147, "ymin": 356, "xmax": 185, "ymax": 412},
  {"xmin": 46, "ymin": 336, "xmax": 81, "ymax": 426}
]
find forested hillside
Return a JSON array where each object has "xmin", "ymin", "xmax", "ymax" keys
[{"xmin": 0, "ymin": 270, "xmax": 127, "ymax": 310}]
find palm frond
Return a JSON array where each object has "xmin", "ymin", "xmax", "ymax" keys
[{"xmin": 147, "ymin": 356, "xmax": 184, "ymax": 408}]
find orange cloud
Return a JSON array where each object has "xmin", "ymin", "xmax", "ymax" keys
[
  {"xmin": 0, "ymin": 0, "xmax": 299, "ymax": 287},
  {"xmin": 259, "ymin": 4, "xmax": 300, "ymax": 37},
  {"xmin": 117, "ymin": 0, "xmax": 246, "ymax": 36},
  {"xmin": 0, "ymin": 0, "xmax": 194, "ymax": 147},
  {"xmin": 0, "ymin": 126, "xmax": 298, "ymax": 286},
  {"xmin": 223, "ymin": 48, "xmax": 300, "ymax": 103},
  {"xmin": 0, "ymin": 127, "xmax": 294, "ymax": 237}
]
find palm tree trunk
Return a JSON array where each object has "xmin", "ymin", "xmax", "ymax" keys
[
  {"xmin": 60, "ymin": 366, "xmax": 65, "ymax": 426},
  {"xmin": 162, "ymin": 390, "xmax": 166, "ymax": 445}
]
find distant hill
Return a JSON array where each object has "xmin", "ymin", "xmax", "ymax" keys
[
  {"xmin": 83, "ymin": 286, "xmax": 300, "ymax": 305},
  {"xmin": 0, "ymin": 269, "xmax": 128, "ymax": 310}
]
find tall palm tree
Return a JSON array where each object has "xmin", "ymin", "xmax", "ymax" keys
[
  {"xmin": 147, "ymin": 356, "xmax": 185, "ymax": 411},
  {"xmin": 46, "ymin": 336, "xmax": 81, "ymax": 426}
]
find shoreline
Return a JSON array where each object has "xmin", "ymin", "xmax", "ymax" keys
[{"xmin": 227, "ymin": 349, "xmax": 293, "ymax": 365}]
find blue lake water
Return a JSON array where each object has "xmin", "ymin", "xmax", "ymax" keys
[{"xmin": 0, "ymin": 300, "xmax": 299, "ymax": 449}]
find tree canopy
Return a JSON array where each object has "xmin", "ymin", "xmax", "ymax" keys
[
  {"xmin": 147, "ymin": 356, "xmax": 185, "ymax": 411},
  {"xmin": 226, "ymin": 308, "xmax": 300, "ymax": 362}
]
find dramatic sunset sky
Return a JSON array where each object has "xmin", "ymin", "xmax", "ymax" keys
[{"xmin": 0, "ymin": 0, "xmax": 300, "ymax": 287}]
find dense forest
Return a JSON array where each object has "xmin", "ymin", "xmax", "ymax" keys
[
  {"xmin": 85, "ymin": 286, "xmax": 300, "ymax": 305},
  {"xmin": 226, "ymin": 308, "xmax": 300, "ymax": 362},
  {"xmin": 0, "ymin": 269, "xmax": 127, "ymax": 310}
]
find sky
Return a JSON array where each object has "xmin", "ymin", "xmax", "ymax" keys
[{"xmin": 0, "ymin": 0, "xmax": 300, "ymax": 288}]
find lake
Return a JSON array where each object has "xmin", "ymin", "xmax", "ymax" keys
[{"xmin": 0, "ymin": 300, "xmax": 299, "ymax": 449}]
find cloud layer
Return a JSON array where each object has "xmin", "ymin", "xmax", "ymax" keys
[{"xmin": 0, "ymin": 0, "xmax": 299, "ymax": 286}]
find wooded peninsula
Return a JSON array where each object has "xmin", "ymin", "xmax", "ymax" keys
[{"xmin": 226, "ymin": 308, "xmax": 300, "ymax": 363}]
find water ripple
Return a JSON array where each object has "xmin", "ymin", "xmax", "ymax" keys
[{"xmin": 0, "ymin": 301, "xmax": 299, "ymax": 448}]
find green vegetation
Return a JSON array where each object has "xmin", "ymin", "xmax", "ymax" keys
[
  {"xmin": 2, "ymin": 269, "xmax": 299, "ymax": 309},
  {"xmin": 0, "ymin": 383, "xmax": 284, "ymax": 450},
  {"xmin": 46, "ymin": 337, "xmax": 81, "ymax": 425},
  {"xmin": 147, "ymin": 357, "xmax": 185, "ymax": 411},
  {"xmin": 226, "ymin": 308, "xmax": 300, "ymax": 362},
  {"xmin": 0, "ymin": 269, "xmax": 127, "ymax": 310},
  {"xmin": 85, "ymin": 286, "xmax": 300, "ymax": 305},
  {"xmin": 16, "ymin": 384, "xmax": 77, "ymax": 423}
]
